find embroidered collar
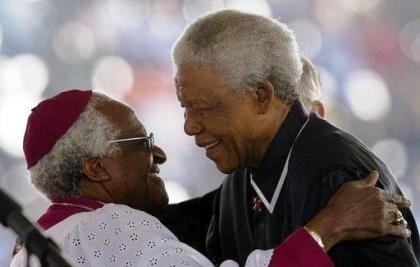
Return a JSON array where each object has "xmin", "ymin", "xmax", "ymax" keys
[{"xmin": 37, "ymin": 196, "xmax": 104, "ymax": 230}]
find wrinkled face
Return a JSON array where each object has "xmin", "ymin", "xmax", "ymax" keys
[
  {"xmin": 175, "ymin": 64, "xmax": 260, "ymax": 174},
  {"xmin": 99, "ymin": 101, "xmax": 168, "ymax": 212}
]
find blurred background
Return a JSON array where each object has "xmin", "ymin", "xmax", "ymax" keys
[{"xmin": 0, "ymin": 0, "xmax": 419, "ymax": 264}]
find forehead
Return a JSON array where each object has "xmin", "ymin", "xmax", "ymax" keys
[
  {"xmin": 175, "ymin": 63, "xmax": 233, "ymax": 105},
  {"xmin": 100, "ymin": 100, "xmax": 146, "ymax": 136},
  {"xmin": 123, "ymin": 110, "xmax": 145, "ymax": 135}
]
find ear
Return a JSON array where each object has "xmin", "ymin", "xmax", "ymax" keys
[
  {"xmin": 311, "ymin": 101, "xmax": 325, "ymax": 118},
  {"xmin": 82, "ymin": 156, "xmax": 111, "ymax": 182},
  {"xmin": 253, "ymin": 80, "xmax": 276, "ymax": 114}
]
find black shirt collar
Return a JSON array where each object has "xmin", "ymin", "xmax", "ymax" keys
[{"xmin": 250, "ymin": 101, "xmax": 308, "ymax": 201}]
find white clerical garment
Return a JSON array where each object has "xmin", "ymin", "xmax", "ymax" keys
[{"xmin": 10, "ymin": 203, "xmax": 273, "ymax": 267}]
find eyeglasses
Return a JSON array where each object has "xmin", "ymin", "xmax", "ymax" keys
[{"xmin": 108, "ymin": 133, "xmax": 154, "ymax": 152}]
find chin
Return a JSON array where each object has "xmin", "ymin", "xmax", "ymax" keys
[
  {"xmin": 215, "ymin": 161, "xmax": 238, "ymax": 174},
  {"xmin": 158, "ymin": 186, "xmax": 169, "ymax": 205},
  {"xmin": 158, "ymin": 192, "xmax": 169, "ymax": 207},
  {"xmin": 150, "ymin": 191, "xmax": 169, "ymax": 211}
]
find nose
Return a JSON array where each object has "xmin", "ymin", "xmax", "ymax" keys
[
  {"xmin": 184, "ymin": 111, "xmax": 203, "ymax": 136},
  {"xmin": 152, "ymin": 145, "xmax": 166, "ymax": 164}
]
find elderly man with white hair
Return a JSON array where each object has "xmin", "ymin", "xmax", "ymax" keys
[
  {"xmin": 10, "ymin": 89, "xmax": 413, "ymax": 267},
  {"xmin": 172, "ymin": 10, "xmax": 420, "ymax": 266}
]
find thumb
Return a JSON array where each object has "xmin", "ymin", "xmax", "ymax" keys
[{"xmin": 359, "ymin": 170, "xmax": 379, "ymax": 187}]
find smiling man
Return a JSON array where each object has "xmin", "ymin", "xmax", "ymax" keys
[
  {"xmin": 11, "ymin": 89, "xmax": 414, "ymax": 267},
  {"xmin": 172, "ymin": 10, "xmax": 420, "ymax": 266},
  {"xmin": 11, "ymin": 89, "xmax": 214, "ymax": 266}
]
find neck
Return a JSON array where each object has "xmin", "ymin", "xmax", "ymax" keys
[
  {"xmin": 250, "ymin": 102, "xmax": 290, "ymax": 169},
  {"xmin": 79, "ymin": 179, "xmax": 115, "ymax": 204},
  {"xmin": 51, "ymin": 196, "xmax": 104, "ymax": 209}
]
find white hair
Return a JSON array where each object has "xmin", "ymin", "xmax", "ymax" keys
[
  {"xmin": 29, "ymin": 92, "xmax": 122, "ymax": 199},
  {"xmin": 299, "ymin": 56, "xmax": 323, "ymax": 112},
  {"xmin": 172, "ymin": 9, "xmax": 303, "ymax": 103}
]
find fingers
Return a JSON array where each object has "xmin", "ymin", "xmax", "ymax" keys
[
  {"xmin": 358, "ymin": 170, "xmax": 411, "ymax": 207},
  {"xmin": 324, "ymin": 190, "xmax": 412, "ymax": 242},
  {"xmin": 359, "ymin": 170, "xmax": 379, "ymax": 187},
  {"xmin": 327, "ymin": 173, "xmax": 413, "ymax": 242},
  {"xmin": 383, "ymin": 206, "xmax": 410, "ymax": 238},
  {"xmin": 383, "ymin": 191, "xmax": 411, "ymax": 207},
  {"xmin": 388, "ymin": 209, "xmax": 405, "ymax": 225},
  {"xmin": 386, "ymin": 224, "xmax": 411, "ymax": 239}
]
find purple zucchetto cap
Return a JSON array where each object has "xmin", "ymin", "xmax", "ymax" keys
[{"xmin": 23, "ymin": 89, "xmax": 93, "ymax": 169}]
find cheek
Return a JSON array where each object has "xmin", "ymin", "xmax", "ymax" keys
[
  {"xmin": 225, "ymin": 122, "xmax": 250, "ymax": 147},
  {"xmin": 133, "ymin": 153, "xmax": 153, "ymax": 171},
  {"xmin": 222, "ymin": 124, "xmax": 255, "ymax": 166},
  {"xmin": 135, "ymin": 165, "xmax": 152, "ymax": 189},
  {"xmin": 123, "ymin": 157, "xmax": 152, "ymax": 189}
]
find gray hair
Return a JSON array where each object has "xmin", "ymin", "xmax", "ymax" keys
[
  {"xmin": 172, "ymin": 9, "xmax": 303, "ymax": 103},
  {"xmin": 29, "ymin": 92, "xmax": 122, "ymax": 199},
  {"xmin": 299, "ymin": 56, "xmax": 323, "ymax": 112}
]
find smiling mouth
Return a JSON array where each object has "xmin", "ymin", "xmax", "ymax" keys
[
  {"xmin": 148, "ymin": 165, "xmax": 162, "ymax": 180},
  {"xmin": 205, "ymin": 141, "xmax": 220, "ymax": 151},
  {"xmin": 150, "ymin": 165, "xmax": 160, "ymax": 174},
  {"xmin": 148, "ymin": 172, "xmax": 163, "ymax": 183}
]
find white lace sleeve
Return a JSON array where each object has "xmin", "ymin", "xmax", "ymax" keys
[
  {"xmin": 219, "ymin": 249, "xmax": 273, "ymax": 267},
  {"xmin": 59, "ymin": 204, "xmax": 214, "ymax": 267},
  {"xmin": 245, "ymin": 249, "xmax": 274, "ymax": 266},
  {"xmin": 10, "ymin": 204, "xmax": 274, "ymax": 267}
]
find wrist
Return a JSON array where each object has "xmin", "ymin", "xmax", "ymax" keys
[
  {"xmin": 305, "ymin": 207, "xmax": 342, "ymax": 251},
  {"xmin": 304, "ymin": 226, "xmax": 325, "ymax": 251}
]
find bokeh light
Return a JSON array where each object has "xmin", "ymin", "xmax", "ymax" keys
[
  {"xmin": 165, "ymin": 180, "xmax": 190, "ymax": 203},
  {"xmin": 139, "ymin": 99, "xmax": 189, "ymax": 151},
  {"xmin": 411, "ymin": 35, "xmax": 420, "ymax": 63},
  {"xmin": 399, "ymin": 19, "xmax": 420, "ymax": 63},
  {"xmin": 0, "ymin": 54, "xmax": 48, "ymax": 157},
  {"xmin": 91, "ymin": 56, "xmax": 134, "ymax": 99},
  {"xmin": 415, "ymin": 161, "xmax": 420, "ymax": 192},
  {"xmin": 139, "ymin": 98, "xmax": 196, "ymax": 184},
  {"xmin": 225, "ymin": 0, "xmax": 272, "ymax": 17},
  {"xmin": 182, "ymin": 0, "xmax": 224, "ymax": 22},
  {"xmin": 89, "ymin": 1, "xmax": 120, "ymax": 51},
  {"xmin": 371, "ymin": 138, "xmax": 408, "ymax": 180},
  {"xmin": 0, "ymin": 92, "xmax": 42, "ymax": 157},
  {"xmin": 0, "ymin": 54, "xmax": 49, "ymax": 96},
  {"xmin": 314, "ymin": 0, "xmax": 351, "ymax": 31},
  {"xmin": 339, "ymin": 0, "xmax": 382, "ymax": 14},
  {"xmin": 0, "ymin": 23, "xmax": 3, "ymax": 51},
  {"xmin": 107, "ymin": 0, "xmax": 150, "ymax": 29},
  {"xmin": 182, "ymin": 0, "xmax": 271, "ymax": 21},
  {"xmin": 318, "ymin": 66, "xmax": 338, "ymax": 107},
  {"xmin": 324, "ymin": 100, "xmax": 352, "ymax": 131},
  {"xmin": 344, "ymin": 69, "xmax": 390, "ymax": 121},
  {"xmin": 53, "ymin": 22, "xmax": 96, "ymax": 64},
  {"xmin": 148, "ymin": 1, "xmax": 184, "ymax": 41},
  {"xmin": 0, "ymin": 164, "xmax": 40, "ymax": 206},
  {"xmin": 289, "ymin": 19, "xmax": 323, "ymax": 58}
]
